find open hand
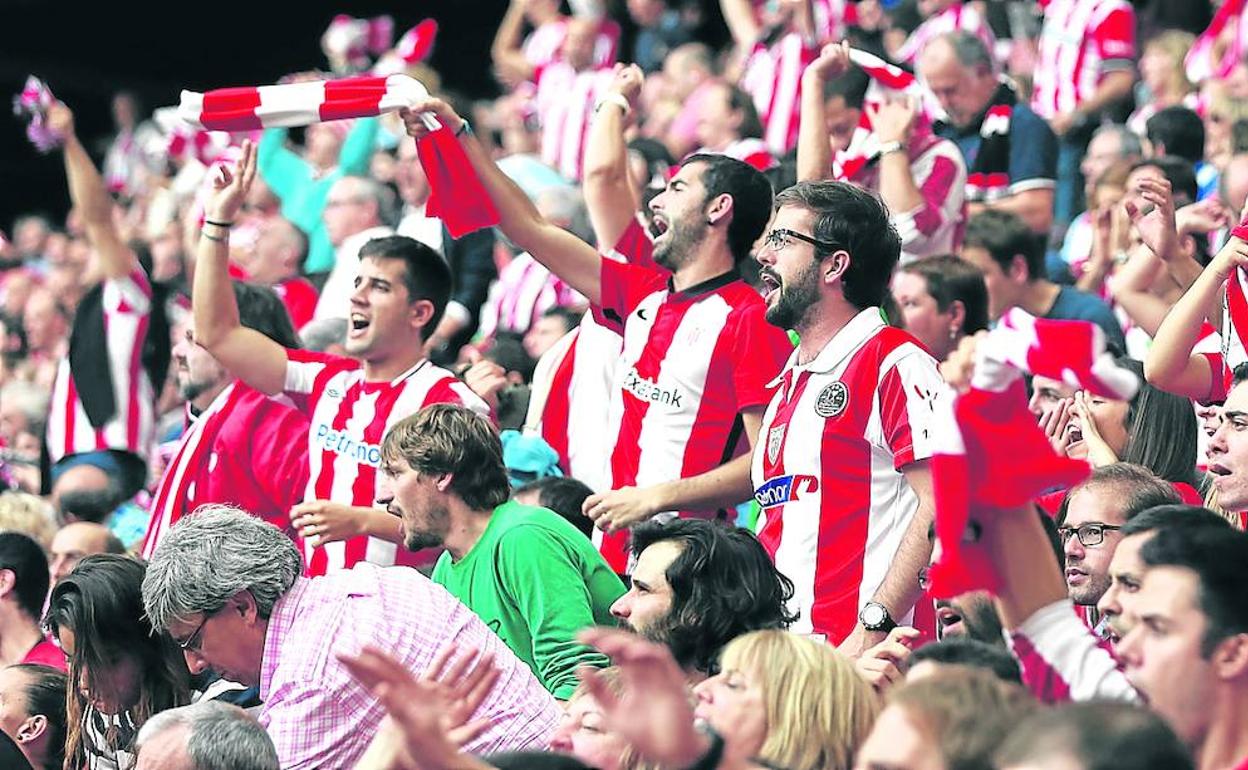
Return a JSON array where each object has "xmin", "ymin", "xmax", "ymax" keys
[
  {"xmin": 867, "ymin": 96, "xmax": 917, "ymax": 145},
  {"xmin": 1124, "ymin": 176, "xmax": 1177, "ymax": 261},
  {"xmin": 855, "ymin": 626, "xmax": 921, "ymax": 692},
  {"xmin": 205, "ymin": 140, "xmax": 257, "ymax": 223}
]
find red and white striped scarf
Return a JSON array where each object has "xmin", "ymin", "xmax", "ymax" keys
[
  {"xmin": 1186, "ymin": 0, "xmax": 1248, "ymax": 84},
  {"xmin": 927, "ymin": 309, "xmax": 1139, "ymax": 599},
  {"xmin": 178, "ymin": 75, "xmax": 498, "ymax": 237},
  {"xmin": 831, "ymin": 48, "xmax": 938, "ymax": 182}
]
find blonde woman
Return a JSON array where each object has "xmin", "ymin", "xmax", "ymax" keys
[
  {"xmin": 549, "ymin": 668, "xmax": 645, "ymax": 770},
  {"xmin": 1128, "ymin": 31, "xmax": 1198, "ymax": 136},
  {"xmin": 693, "ymin": 630, "xmax": 879, "ymax": 770}
]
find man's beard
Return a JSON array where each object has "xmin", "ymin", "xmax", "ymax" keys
[
  {"xmin": 652, "ymin": 214, "xmax": 706, "ymax": 273},
  {"xmin": 179, "ymin": 375, "xmax": 221, "ymax": 403},
  {"xmin": 764, "ymin": 262, "xmax": 820, "ymax": 330},
  {"xmin": 937, "ymin": 595, "xmax": 1005, "ymax": 645},
  {"xmin": 402, "ymin": 504, "xmax": 449, "ymax": 552}
]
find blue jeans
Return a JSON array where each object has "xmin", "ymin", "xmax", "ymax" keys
[{"xmin": 1055, "ymin": 134, "xmax": 1089, "ymax": 230}]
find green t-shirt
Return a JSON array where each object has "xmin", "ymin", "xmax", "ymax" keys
[{"xmin": 432, "ymin": 501, "xmax": 625, "ymax": 700}]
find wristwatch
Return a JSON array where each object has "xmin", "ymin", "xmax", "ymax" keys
[
  {"xmin": 860, "ymin": 601, "xmax": 897, "ymax": 633},
  {"xmin": 877, "ymin": 140, "xmax": 905, "ymax": 157}
]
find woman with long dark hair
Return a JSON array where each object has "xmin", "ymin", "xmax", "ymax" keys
[{"xmin": 44, "ymin": 555, "xmax": 189, "ymax": 770}]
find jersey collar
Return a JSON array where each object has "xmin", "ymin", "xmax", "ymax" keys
[
  {"xmin": 667, "ymin": 268, "xmax": 740, "ymax": 301},
  {"xmin": 771, "ymin": 307, "xmax": 884, "ymax": 386}
]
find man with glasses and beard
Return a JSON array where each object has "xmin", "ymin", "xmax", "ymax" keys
[{"xmin": 607, "ymin": 518, "xmax": 796, "ymax": 679}]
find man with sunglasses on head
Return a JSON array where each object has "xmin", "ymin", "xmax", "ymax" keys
[
  {"xmin": 401, "ymin": 98, "xmax": 791, "ymax": 574},
  {"xmin": 752, "ymin": 180, "xmax": 945, "ymax": 655}
]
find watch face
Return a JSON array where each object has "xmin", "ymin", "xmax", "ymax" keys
[{"xmin": 862, "ymin": 603, "xmax": 886, "ymax": 627}]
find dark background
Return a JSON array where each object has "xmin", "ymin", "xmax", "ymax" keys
[{"xmin": 0, "ymin": 0, "xmax": 518, "ymax": 231}]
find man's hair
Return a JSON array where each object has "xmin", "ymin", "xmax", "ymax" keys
[
  {"xmin": 1056, "ymin": 463, "xmax": 1182, "ymax": 527},
  {"xmin": 1139, "ymin": 525, "xmax": 1248, "ymax": 657},
  {"xmin": 233, "ymin": 283, "xmax": 300, "ymax": 349},
  {"xmin": 888, "ymin": 669, "xmax": 1038, "ymax": 770},
  {"xmin": 0, "ymin": 533, "xmax": 48, "ymax": 621},
  {"xmin": 682, "ymin": 154, "xmax": 774, "ymax": 264},
  {"xmin": 136, "ymin": 701, "xmax": 279, "ymax": 770},
  {"xmin": 630, "ymin": 519, "xmax": 798, "ymax": 674},
  {"xmin": 995, "ymin": 701, "xmax": 1194, "ymax": 770},
  {"xmin": 909, "ymin": 637, "xmax": 1022, "ymax": 684},
  {"xmin": 1145, "ymin": 107, "xmax": 1206, "ymax": 167},
  {"xmin": 141, "ymin": 506, "xmax": 303, "ymax": 631},
  {"xmin": 726, "ymin": 85, "xmax": 765, "ymax": 140},
  {"xmin": 540, "ymin": 306, "xmax": 583, "ymax": 335},
  {"xmin": 963, "ymin": 209, "xmax": 1044, "ymax": 280},
  {"xmin": 358, "ymin": 235, "xmax": 453, "ymax": 341},
  {"xmin": 340, "ymin": 175, "xmax": 400, "ymax": 228},
  {"xmin": 513, "ymin": 477, "xmax": 594, "ymax": 538},
  {"xmin": 937, "ymin": 30, "xmax": 994, "ymax": 74},
  {"xmin": 57, "ymin": 476, "xmax": 125, "ymax": 524},
  {"xmin": 899, "ymin": 255, "xmax": 990, "ymax": 335},
  {"xmin": 1129, "ymin": 156, "xmax": 1199, "ymax": 207},
  {"xmin": 774, "ymin": 181, "xmax": 902, "ymax": 309},
  {"xmin": 822, "ymin": 67, "xmax": 870, "ymax": 110},
  {"xmin": 0, "ymin": 381, "xmax": 49, "ymax": 437},
  {"xmin": 298, "ymin": 317, "xmax": 348, "ymax": 352},
  {"xmin": 1234, "ymin": 361, "xmax": 1248, "ymax": 387},
  {"xmin": 1092, "ymin": 123, "xmax": 1145, "ymax": 160},
  {"xmin": 8, "ymin": 664, "xmax": 68, "ymax": 770},
  {"xmin": 1121, "ymin": 504, "xmax": 1234, "ymax": 537},
  {"xmin": 381, "ymin": 404, "xmax": 510, "ymax": 511}
]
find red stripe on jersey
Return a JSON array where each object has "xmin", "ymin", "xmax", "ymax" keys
[
  {"xmin": 63, "ymin": 376, "xmax": 77, "ymax": 459},
  {"xmin": 810, "ymin": 356, "xmax": 880, "ymax": 640},
  {"xmin": 542, "ymin": 330, "xmax": 578, "ymax": 473},
  {"xmin": 420, "ymin": 375, "xmax": 465, "ymax": 409},
  {"xmin": 756, "ymin": 370, "xmax": 814, "ymax": 556},
  {"xmin": 126, "ymin": 315, "xmax": 149, "ymax": 452},
  {"xmin": 878, "ymin": 367, "xmax": 918, "ymax": 469},
  {"xmin": 310, "ymin": 384, "xmax": 362, "ymax": 575},
  {"xmin": 345, "ymin": 383, "xmax": 408, "ymax": 567}
]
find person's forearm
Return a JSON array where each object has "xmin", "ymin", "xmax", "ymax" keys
[
  {"xmin": 359, "ymin": 507, "xmax": 404, "ymax": 543},
  {"xmin": 796, "ymin": 73, "xmax": 831, "ymax": 182},
  {"xmin": 1145, "ymin": 257, "xmax": 1228, "ymax": 389},
  {"xmin": 719, "ymin": 0, "xmax": 761, "ymax": 48},
  {"xmin": 193, "ymin": 225, "xmax": 243, "ymax": 350},
  {"xmin": 1110, "ymin": 248, "xmax": 1171, "ymax": 336},
  {"xmin": 1074, "ymin": 71, "xmax": 1134, "ymax": 118},
  {"xmin": 1076, "ymin": 235, "xmax": 1114, "ymax": 294},
  {"xmin": 877, "ymin": 151, "xmax": 923, "ymax": 216},
  {"xmin": 1164, "ymin": 251, "xmax": 1206, "ymax": 295},
  {"xmin": 792, "ymin": 0, "xmax": 817, "ymax": 43},
  {"xmin": 491, "ymin": 2, "xmax": 534, "ymax": 79},
  {"xmin": 869, "ymin": 501, "xmax": 932, "ymax": 619},
  {"xmin": 973, "ymin": 189, "xmax": 1054, "ymax": 234},
  {"xmin": 987, "ymin": 505, "xmax": 1067, "ymax": 630},
  {"xmin": 584, "ymin": 103, "xmax": 639, "ymax": 249},
  {"xmin": 649, "ymin": 453, "xmax": 754, "ymax": 512},
  {"xmin": 62, "ymin": 133, "xmax": 136, "ymax": 279}
]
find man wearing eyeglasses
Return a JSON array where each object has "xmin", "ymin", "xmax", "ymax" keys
[
  {"xmin": 751, "ymin": 179, "xmax": 945, "ymax": 655},
  {"xmin": 402, "ymin": 99, "xmax": 792, "ymax": 574}
]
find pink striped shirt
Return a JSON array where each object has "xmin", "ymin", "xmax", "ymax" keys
[
  {"xmin": 46, "ymin": 269, "xmax": 155, "ymax": 465},
  {"xmin": 894, "ymin": 3, "xmax": 996, "ymax": 66},
  {"xmin": 259, "ymin": 565, "xmax": 560, "ymax": 769},
  {"xmin": 283, "ymin": 351, "xmax": 488, "ymax": 574},
  {"xmin": 523, "ymin": 18, "xmax": 620, "ymax": 71},
  {"xmin": 477, "ymin": 253, "xmax": 585, "ymax": 339},
  {"xmin": 741, "ymin": 33, "xmax": 819, "ymax": 155},
  {"xmin": 535, "ymin": 63, "xmax": 616, "ymax": 180},
  {"xmin": 1032, "ymin": 0, "xmax": 1136, "ymax": 120}
]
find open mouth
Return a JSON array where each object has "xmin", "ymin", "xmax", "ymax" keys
[
  {"xmin": 1208, "ymin": 463, "xmax": 1232, "ymax": 477},
  {"xmin": 935, "ymin": 604, "xmax": 964, "ymax": 634},
  {"xmin": 760, "ymin": 272, "xmax": 781, "ymax": 302},
  {"xmin": 1065, "ymin": 421, "xmax": 1084, "ymax": 449},
  {"xmin": 1065, "ymin": 567, "xmax": 1087, "ymax": 585},
  {"xmin": 349, "ymin": 313, "xmax": 370, "ymax": 338},
  {"xmin": 651, "ymin": 215, "xmax": 671, "ymax": 239}
]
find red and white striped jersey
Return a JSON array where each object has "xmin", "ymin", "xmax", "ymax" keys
[
  {"xmin": 535, "ymin": 63, "xmax": 616, "ymax": 181},
  {"xmin": 740, "ymin": 33, "xmax": 819, "ymax": 156},
  {"xmin": 522, "ymin": 18, "xmax": 620, "ymax": 71},
  {"xmin": 1031, "ymin": 0, "xmax": 1136, "ymax": 120},
  {"xmin": 1007, "ymin": 600, "xmax": 1139, "ymax": 704},
  {"xmin": 597, "ymin": 259, "xmax": 791, "ymax": 570},
  {"xmin": 752, "ymin": 309, "xmax": 942, "ymax": 642},
  {"xmin": 47, "ymin": 269, "xmax": 155, "ymax": 465},
  {"xmin": 526, "ymin": 219, "xmax": 658, "ymax": 494},
  {"xmin": 141, "ymin": 382, "xmax": 310, "ymax": 560},
  {"xmin": 705, "ymin": 138, "xmax": 778, "ymax": 172},
  {"xmin": 894, "ymin": 3, "xmax": 996, "ymax": 66},
  {"xmin": 477, "ymin": 253, "xmax": 585, "ymax": 339},
  {"xmin": 283, "ymin": 350, "xmax": 489, "ymax": 575}
]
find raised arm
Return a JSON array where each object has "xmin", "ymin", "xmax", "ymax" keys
[
  {"xmin": 583, "ymin": 64, "xmax": 643, "ymax": 249},
  {"xmin": 47, "ymin": 103, "xmax": 137, "ymax": 283},
  {"xmin": 1145, "ymin": 237, "xmax": 1248, "ymax": 400},
  {"xmin": 492, "ymin": 0, "xmax": 538, "ymax": 87},
  {"xmin": 193, "ymin": 141, "xmax": 290, "ymax": 396},
  {"xmin": 796, "ymin": 42, "xmax": 849, "ymax": 182},
  {"xmin": 400, "ymin": 100, "xmax": 604, "ymax": 305},
  {"xmin": 719, "ymin": 0, "xmax": 762, "ymax": 51}
]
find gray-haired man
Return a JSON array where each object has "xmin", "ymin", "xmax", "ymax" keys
[
  {"xmin": 141, "ymin": 506, "xmax": 559, "ymax": 770},
  {"xmin": 135, "ymin": 701, "xmax": 277, "ymax": 770}
]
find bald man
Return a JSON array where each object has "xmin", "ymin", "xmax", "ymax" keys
[{"xmin": 49, "ymin": 522, "xmax": 125, "ymax": 583}]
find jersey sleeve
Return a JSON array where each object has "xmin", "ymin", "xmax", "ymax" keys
[
  {"xmin": 1007, "ymin": 599, "xmax": 1140, "ymax": 704},
  {"xmin": 282, "ymin": 348, "xmax": 359, "ymax": 416},
  {"xmin": 1091, "ymin": 4, "xmax": 1136, "ymax": 70},
  {"xmin": 728, "ymin": 302, "xmax": 793, "ymax": 411},
  {"xmin": 892, "ymin": 142, "xmax": 967, "ymax": 257},
  {"xmin": 421, "ymin": 375, "xmax": 491, "ymax": 417},
  {"xmin": 1007, "ymin": 108, "xmax": 1058, "ymax": 192},
  {"xmin": 877, "ymin": 347, "xmax": 943, "ymax": 469},
  {"xmin": 607, "ymin": 218, "xmax": 662, "ymax": 273},
  {"xmin": 250, "ymin": 399, "xmax": 313, "ymax": 516},
  {"xmin": 101, "ymin": 268, "xmax": 153, "ymax": 316},
  {"xmin": 597, "ymin": 258, "xmax": 667, "ymax": 334}
]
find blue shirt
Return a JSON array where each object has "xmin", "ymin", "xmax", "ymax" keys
[
  {"xmin": 1045, "ymin": 285, "xmax": 1127, "ymax": 354},
  {"xmin": 936, "ymin": 102, "xmax": 1058, "ymax": 193}
]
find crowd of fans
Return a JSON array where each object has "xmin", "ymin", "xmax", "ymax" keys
[{"xmin": 1, "ymin": 0, "xmax": 1247, "ymax": 768}]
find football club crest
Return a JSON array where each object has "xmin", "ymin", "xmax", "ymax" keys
[
  {"xmin": 767, "ymin": 425, "xmax": 786, "ymax": 464},
  {"xmin": 814, "ymin": 381, "xmax": 849, "ymax": 418}
]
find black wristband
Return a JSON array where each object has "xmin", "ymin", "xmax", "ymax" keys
[
  {"xmin": 204, "ymin": 218, "xmax": 234, "ymax": 228},
  {"xmin": 201, "ymin": 230, "xmax": 227, "ymax": 243},
  {"xmin": 455, "ymin": 119, "xmax": 471, "ymax": 137},
  {"xmin": 681, "ymin": 726, "xmax": 725, "ymax": 770}
]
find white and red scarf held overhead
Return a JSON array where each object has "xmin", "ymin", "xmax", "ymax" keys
[{"xmin": 178, "ymin": 74, "xmax": 498, "ymax": 236}]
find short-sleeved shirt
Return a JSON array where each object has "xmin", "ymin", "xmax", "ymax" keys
[
  {"xmin": 259, "ymin": 566, "xmax": 560, "ymax": 769},
  {"xmin": 594, "ymin": 259, "xmax": 791, "ymax": 570},
  {"xmin": 282, "ymin": 351, "xmax": 488, "ymax": 574},
  {"xmin": 1045, "ymin": 285, "xmax": 1127, "ymax": 354},
  {"xmin": 47, "ymin": 269, "xmax": 154, "ymax": 465},
  {"xmin": 752, "ymin": 309, "xmax": 942, "ymax": 641},
  {"xmin": 432, "ymin": 501, "xmax": 626, "ymax": 699},
  {"xmin": 936, "ymin": 102, "xmax": 1058, "ymax": 198},
  {"xmin": 1032, "ymin": 0, "xmax": 1136, "ymax": 119}
]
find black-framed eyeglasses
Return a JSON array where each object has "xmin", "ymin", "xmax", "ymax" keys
[
  {"xmin": 1058, "ymin": 523, "xmax": 1122, "ymax": 548},
  {"xmin": 761, "ymin": 228, "xmax": 842, "ymax": 254},
  {"xmin": 177, "ymin": 609, "xmax": 219, "ymax": 652}
]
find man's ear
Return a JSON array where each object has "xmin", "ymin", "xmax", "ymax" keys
[
  {"xmin": 706, "ymin": 193, "xmax": 734, "ymax": 227},
  {"xmin": 1009, "ymin": 254, "xmax": 1030, "ymax": 283},
  {"xmin": 823, "ymin": 250, "xmax": 851, "ymax": 286},
  {"xmin": 0, "ymin": 568, "xmax": 15, "ymax": 602},
  {"xmin": 435, "ymin": 473, "xmax": 454, "ymax": 493},
  {"xmin": 16, "ymin": 714, "xmax": 47, "ymax": 745},
  {"xmin": 231, "ymin": 589, "xmax": 261, "ymax": 626},
  {"xmin": 409, "ymin": 298, "xmax": 436, "ymax": 332},
  {"xmin": 1213, "ymin": 633, "xmax": 1248, "ymax": 681}
]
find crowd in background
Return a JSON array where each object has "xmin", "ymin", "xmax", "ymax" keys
[{"xmin": 0, "ymin": 0, "xmax": 1247, "ymax": 769}]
